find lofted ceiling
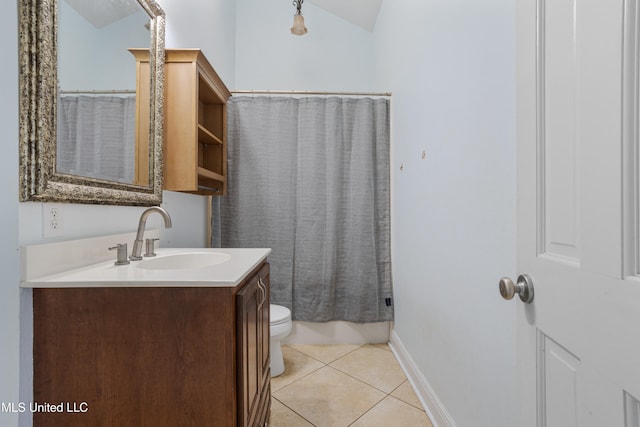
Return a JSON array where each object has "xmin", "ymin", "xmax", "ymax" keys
[
  {"xmin": 307, "ymin": 0, "xmax": 383, "ymax": 32},
  {"xmin": 63, "ymin": 0, "xmax": 141, "ymax": 29}
]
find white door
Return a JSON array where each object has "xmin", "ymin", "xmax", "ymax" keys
[{"xmin": 515, "ymin": 0, "xmax": 640, "ymax": 426}]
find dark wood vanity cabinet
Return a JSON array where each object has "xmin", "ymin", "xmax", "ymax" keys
[
  {"xmin": 236, "ymin": 265, "xmax": 271, "ymax": 427},
  {"xmin": 33, "ymin": 262, "xmax": 271, "ymax": 427}
]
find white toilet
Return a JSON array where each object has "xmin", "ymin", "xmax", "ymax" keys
[{"xmin": 270, "ymin": 304, "xmax": 292, "ymax": 377}]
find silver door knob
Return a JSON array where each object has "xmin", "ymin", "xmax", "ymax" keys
[{"xmin": 499, "ymin": 274, "xmax": 534, "ymax": 304}]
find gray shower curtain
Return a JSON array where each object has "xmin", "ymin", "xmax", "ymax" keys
[
  {"xmin": 218, "ymin": 95, "xmax": 392, "ymax": 323},
  {"xmin": 57, "ymin": 95, "xmax": 136, "ymax": 184}
]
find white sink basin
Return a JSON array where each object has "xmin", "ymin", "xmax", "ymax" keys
[{"xmin": 135, "ymin": 252, "xmax": 231, "ymax": 270}]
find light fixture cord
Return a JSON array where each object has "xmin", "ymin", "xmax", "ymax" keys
[{"xmin": 292, "ymin": 0, "xmax": 303, "ymax": 15}]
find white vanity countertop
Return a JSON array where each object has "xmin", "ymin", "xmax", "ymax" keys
[{"xmin": 21, "ymin": 248, "xmax": 271, "ymax": 288}]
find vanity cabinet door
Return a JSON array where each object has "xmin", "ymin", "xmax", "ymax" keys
[
  {"xmin": 258, "ymin": 266, "xmax": 270, "ymax": 393},
  {"xmin": 236, "ymin": 263, "xmax": 270, "ymax": 427},
  {"xmin": 257, "ymin": 265, "xmax": 271, "ymax": 426}
]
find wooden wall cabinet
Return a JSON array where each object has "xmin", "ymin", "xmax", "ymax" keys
[
  {"xmin": 33, "ymin": 263, "xmax": 271, "ymax": 427},
  {"xmin": 163, "ymin": 49, "xmax": 231, "ymax": 195},
  {"xmin": 132, "ymin": 48, "xmax": 231, "ymax": 195}
]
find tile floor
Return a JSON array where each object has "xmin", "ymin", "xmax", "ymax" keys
[{"xmin": 269, "ymin": 344, "xmax": 434, "ymax": 427}]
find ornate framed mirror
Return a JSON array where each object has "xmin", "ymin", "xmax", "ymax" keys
[{"xmin": 18, "ymin": 0, "xmax": 165, "ymax": 206}]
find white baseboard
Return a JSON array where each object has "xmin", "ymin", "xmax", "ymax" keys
[{"xmin": 388, "ymin": 329, "xmax": 456, "ymax": 427}]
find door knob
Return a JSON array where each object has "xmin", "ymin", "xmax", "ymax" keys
[{"xmin": 499, "ymin": 274, "xmax": 534, "ymax": 303}]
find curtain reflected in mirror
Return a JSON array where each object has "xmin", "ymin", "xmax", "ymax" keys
[{"xmin": 57, "ymin": 95, "xmax": 136, "ymax": 183}]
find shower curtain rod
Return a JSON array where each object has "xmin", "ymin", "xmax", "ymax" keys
[
  {"xmin": 231, "ymin": 90, "xmax": 391, "ymax": 97},
  {"xmin": 59, "ymin": 89, "xmax": 136, "ymax": 94}
]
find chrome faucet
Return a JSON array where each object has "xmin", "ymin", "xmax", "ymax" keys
[{"xmin": 130, "ymin": 207, "xmax": 172, "ymax": 261}]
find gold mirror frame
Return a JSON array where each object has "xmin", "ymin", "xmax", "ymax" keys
[{"xmin": 18, "ymin": 0, "xmax": 165, "ymax": 206}]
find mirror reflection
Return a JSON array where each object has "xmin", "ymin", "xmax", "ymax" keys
[{"xmin": 57, "ymin": 0, "xmax": 151, "ymax": 185}]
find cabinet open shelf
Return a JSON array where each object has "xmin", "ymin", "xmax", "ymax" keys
[
  {"xmin": 198, "ymin": 167, "xmax": 224, "ymax": 181},
  {"xmin": 198, "ymin": 124, "xmax": 223, "ymax": 145}
]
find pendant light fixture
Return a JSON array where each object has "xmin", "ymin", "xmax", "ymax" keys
[{"xmin": 291, "ymin": 0, "xmax": 308, "ymax": 36}]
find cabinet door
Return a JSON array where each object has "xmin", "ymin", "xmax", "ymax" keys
[
  {"xmin": 237, "ymin": 266, "xmax": 268, "ymax": 427},
  {"xmin": 257, "ymin": 265, "xmax": 271, "ymax": 425},
  {"xmin": 257, "ymin": 264, "xmax": 270, "ymax": 381}
]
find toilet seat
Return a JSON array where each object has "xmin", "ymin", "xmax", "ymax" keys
[{"xmin": 270, "ymin": 304, "xmax": 291, "ymax": 326}]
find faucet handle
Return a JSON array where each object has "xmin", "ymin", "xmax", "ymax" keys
[
  {"xmin": 108, "ymin": 243, "xmax": 130, "ymax": 266},
  {"xmin": 144, "ymin": 238, "xmax": 160, "ymax": 257}
]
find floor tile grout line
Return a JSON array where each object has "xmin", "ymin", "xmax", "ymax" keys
[
  {"xmin": 326, "ymin": 362, "xmax": 406, "ymax": 396},
  {"xmin": 346, "ymin": 388, "xmax": 429, "ymax": 426},
  {"xmin": 346, "ymin": 392, "xmax": 389, "ymax": 426},
  {"xmin": 282, "ymin": 345, "xmax": 335, "ymax": 366},
  {"xmin": 272, "ymin": 395, "xmax": 318, "ymax": 427},
  {"xmin": 388, "ymin": 379, "xmax": 428, "ymax": 412},
  {"xmin": 388, "ymin": 379, "xmax": 405, "ymax": 394},
  {"xmin": 271, "ymin": 346, "xmax": 332, "ymax": 393},
  {"xmin": 271, "ymin": 363, "xmax": 325, "ymax": 394},
  {"xmin": 386, "ymin": 393, "xmax": 430, "ymax": 413},
  {"xmin": 284, "ymin": 343, "xmax": 366, "ymax": 365}
]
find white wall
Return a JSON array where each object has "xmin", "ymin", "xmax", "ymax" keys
[
  {"xmin": 374, "ymin": 1, "xmax": 517, "ymax": 426},
  {"xmin": 161, "ymin": 0, "xmax": 237, "ymax": 87},
  {"xmin": 234, "ymin": 0, "xmax": 375, "ymax": 91},
  {"xmin": 0, "ymin": 1, "xmax": 21, "ymax": 424}
]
